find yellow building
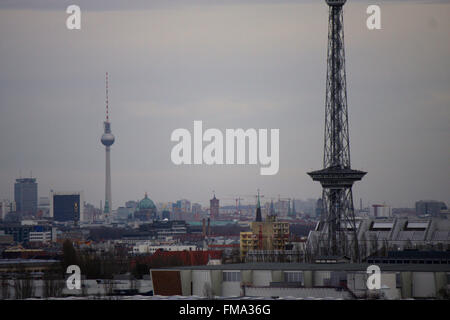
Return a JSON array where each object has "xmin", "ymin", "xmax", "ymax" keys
[
  {"xmin": 240, "ymin": 232, "xmax": 258, "ymax": 260},
  {"xmin": 240, "ymin": 198, "xmax": 290, "ymax": 261}
]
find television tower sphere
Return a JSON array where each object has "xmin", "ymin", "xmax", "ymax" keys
[{"xmin": 101, "ymin": 132, "xmax": 115, "ymax": 146}]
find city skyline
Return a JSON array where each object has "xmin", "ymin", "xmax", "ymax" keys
[{"xmin": 0, "ymin": 1, "xmax": 449, "ymax": 208}]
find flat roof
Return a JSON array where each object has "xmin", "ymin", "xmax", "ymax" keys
[
  {"xmin": 151, "ymin": 262, "xmax": 450, "ymax": 272},
  {"xmin": 0, "ymin": 259, "xmax": 59, "ymax": 265}
]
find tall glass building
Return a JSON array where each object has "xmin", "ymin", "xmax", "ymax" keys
[{"xmin": 14, "ymin": 178, "xmax": 38, "ymax": 215}]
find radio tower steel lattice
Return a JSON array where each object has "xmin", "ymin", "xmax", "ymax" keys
[
  {"xmin": 101, "ymin": 72, "xmax": 115, "ymax": 221},
  {"xmin": 307, "ymin": 0, "xmax": 366, "ymax": 261}
]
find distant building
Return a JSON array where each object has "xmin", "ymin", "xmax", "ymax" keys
[
  {"xmin": 84, "ymin": 202, "xmax": 102, "ymax": 222},
  {"xmin": 0, "ymin": 200, "xmax": 15, "ymax": 220},
  {"xmin": 37, "ymin": 196, "xmax": 50, "ymax": 217},
  {"xmin": 240, "ymin": 194, "xmax": 290, "ymax": 261},
  {"xmin": 274, "ymin": 199, "xmax": 289, "ymax": 217},
  {"xmin": 117, "ymin": 206, "xmax": 132, "ymax": 221},
  {"xmin": 14, "ymin": 178, "xmax": 38, "ymax": 215},
  {"xmin": 161, "ymin": 210, "xmax": 170, "ymax": 220},
  {"xmin": 191, "ymin": 203, "xmax": 202, "ymax": 215},
  {"xmin": 126, "ymin": 200, "xmax": 138, "ymax": 210},
  {"xmin": 176, "ymin": 199, "xmax": 191, "ymax": 213},
  {"xmin": 50, "ymin": 191, "xmax": 84, "ymax": 223},
  {"xmin": 371, "ymin": 204, "xmax": 391, "ymax": 218},
  {"xmin": 0, "ymin": 223, "xmax": 55, "ymax": 243},
  {"xmin": 415, "ymin": 200, "xmax": 447, "ymax": 217},
  {"xmin": 210, "ymin": 195, "xmax": 219, "ymax": 220},
  {"xmin": 134, "ymin": 193, "xmax": 157, "ymax": 221},
  {"xmin": 315, "ymin": 198, "xmax": 323, "ymax": 218},
  {"xmin": 132, "ymin": 244, "xmax": 198, "ymax": 255},
  {"xmin": 0, "ymin": 231, "xmax": 14, "ymax": 245},
  {"xmin": 288, "ymin": 199, "xmax": 297, "ymax": 219}
]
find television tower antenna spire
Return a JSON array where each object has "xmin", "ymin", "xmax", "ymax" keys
[{"xmin": 106, "ymin": 72, "xmax": 109, "ymax": 122}]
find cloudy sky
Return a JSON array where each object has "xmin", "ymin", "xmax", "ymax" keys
[{"xmin": 0, "ymin": 0, "xmax": 449, "ymax": 209}]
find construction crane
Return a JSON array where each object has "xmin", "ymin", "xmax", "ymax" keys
[
  {"xmin": 223, "ymin": 196, "xmax": 244, "ymax": 215},
  {"xmin": 241, "ymin": 189, "xmax": 265, "ymax": 205},
  {"xmin": 275, "ymin": 196, "xmax": 292, "ymax": 217}
]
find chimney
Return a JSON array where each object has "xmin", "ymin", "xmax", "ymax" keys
[
  {"xmin": 207, "ymin": 217, "xmax": 211, "ymax": 237},
  {"xmin": 202, "ymin": 218, "xmax": 206, "ymax": 238}
]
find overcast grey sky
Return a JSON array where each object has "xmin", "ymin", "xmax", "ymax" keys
[{"xmin": 0, "ymin": 0, "xmax": 449, "ymax": 209}]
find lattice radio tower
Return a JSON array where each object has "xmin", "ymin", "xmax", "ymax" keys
[{"xmin": 308, "ymin": 0, "xmax": 366, "ymax": 261}]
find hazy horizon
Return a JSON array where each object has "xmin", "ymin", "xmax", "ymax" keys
[{"xmin": 0, "ymin": 0, "xmax": 449, "ymax": 209}]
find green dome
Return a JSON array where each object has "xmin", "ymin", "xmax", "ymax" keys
[{"xmin": 138, "ymin": 193, "xmax": 156, "ymax": 210}]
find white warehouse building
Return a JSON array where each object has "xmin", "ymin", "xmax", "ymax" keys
[
  {"xmin": 150, "ymin": 262, "xmax": 450, "ymax": 299},
  {"xmin": 307, "ymin": 217, "xmax": 450, "ymax": 259}
]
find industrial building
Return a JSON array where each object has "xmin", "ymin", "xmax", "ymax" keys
[
  {"xmin": 150, "ymin": 262, "xmax": 450, "ymax": 299},
  {"xmin": 307, "ymin": 217, "xmax": 450, "ymax": 259}
]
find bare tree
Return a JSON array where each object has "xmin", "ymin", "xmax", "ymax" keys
[
  {"xmin": 102, "ymin": 279, "xmax": 114, "ymax": 297},
  {"xmin": 1, "ymin": 276, "xmax": 10, "ymax": 299},
  {"xmin": 80, "ymin": 279, "xmax": 88, "ymax": 297},
  {"xmin": 14, "ymin": 275, "xmax": 35, "ymax": 299},
  {"xmin": 130, "ymin": 278, "xmax": 140, "ymax": 292},
  {"xmin": 369, "ymin": 234, "xmax": 378, "ymax": 256},
  {"xmin": 203, "ymin": 282, "xmax": 214, "ymax": 299},
  {"xmin": 43, "ymin": 273, "xmax": 64, "ymax": 298}
]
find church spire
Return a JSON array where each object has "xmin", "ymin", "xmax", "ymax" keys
[{"xmin": 255, "ymin": 189, "xmax": 262, "ymax": 222}]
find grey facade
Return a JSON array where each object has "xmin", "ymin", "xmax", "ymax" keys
[{"xmin": 14, "ymin": 178, "xmax": 37, "ymax": 215}]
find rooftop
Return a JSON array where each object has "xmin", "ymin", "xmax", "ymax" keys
[{"xmin": 151, "ymin": 262, "xmax": 450, "ymax": 272}]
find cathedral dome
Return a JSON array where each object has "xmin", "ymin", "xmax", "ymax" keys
[{"xmin": 138, "ymin": 193, "xmax": 156, "ymax": 210}]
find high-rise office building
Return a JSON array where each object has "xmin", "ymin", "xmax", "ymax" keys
[
  {"xmin": 415, "ymin": 200, "xmax": 447, "ymax": 217},
  {"xmin": 14, "ymin": 178, "xmax": 37, "ymax": 215},
  {"xmin": 50, "ymin": 191, "xmax": 84, "ymax": 223}
]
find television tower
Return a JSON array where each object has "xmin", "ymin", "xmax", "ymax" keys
[
  {"xmin": 307, "ymin": 0, "xmax": 366, "ymax": 261},
  {"xmin": 101, "ymin": 72, "xmax": 115, "ymax": 220}
]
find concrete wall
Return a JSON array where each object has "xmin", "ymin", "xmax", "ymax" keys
[
  {"xmin": 221, "ymin": 270, "xmax": 242, "ymax": 297},
  {"xmin": 434, "ymin": 272, "xmax": 448, "ymax": 298},
  {"xmin": 412, "ymin": 272, "xmax": 436, "ymax": 298},
  {"xmin": 180, "ymin": 270, "xmax": 192, "ymax": 296},
  {"xmin": 252, "ymin": 270, "xmax": 272, "ymax": 286},
  {"xmin": 400, "ymin": 271, "xmax": 412, "ymax": 298},
  {"xmin": 192, "ymin": 270, "xmax": 211, "ymax": 297},
  {"xmin": 380, "ymin": 273, "xmax": 401, "ymax": 299},
  {"xmin": 245, "ymin": 287, "xmax": 351, "ymax": 299},
  {"xmin": 313, "ymin": 271, "xmax": 331, "ymax": 286},
  {"xmin": 272, "ymin": 270, "xmax": 283, "ymax": 283},
  {"xmin": 304, "ymin": 271, "xmax": 313, "ymax": 287},
  {"xmin": 242, "ymin": 270, "xmax": 252, "ymax": 285},
  {"xmin": 211, "ymin": 270, "xmax": 222, "ymax": 297}
]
